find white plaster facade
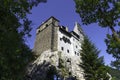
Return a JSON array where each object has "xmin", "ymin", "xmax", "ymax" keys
[
  {"xmin": 57, "ymin": 22, "xmax": 85, "ymax": 79},
  {"xmin": 57, "ymin": 22, "xmax": 84, "ymax": 58}
]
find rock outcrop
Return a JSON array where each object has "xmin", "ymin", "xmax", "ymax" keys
[{"xmin": 26, "ymin": 50, "xmax": 85, "ymax": 80}]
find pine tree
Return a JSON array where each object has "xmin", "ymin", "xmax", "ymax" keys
[{"xmin": 80, "ymin": 37, "xmax": 109, "ymax": 80}]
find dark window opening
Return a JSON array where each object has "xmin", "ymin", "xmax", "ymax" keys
[
  {"xmin": 62, "ymin": 36, "xmax": 71, "ymax": 44},
  {"xmin": 67, "ymin": 49, "xmax": 69, "ymax": 53},
  {"xmin": 75, "ymin": 51, "xmax": 76, "ymax": 55},
  {"xmin": 67, "ymin": 58, "xmax": 71, "ymax": 62},
  {"xmin": 62, "ymin": 26, "xmax": 66, "ymax": 30},
  {"xmin": 38, "ymin": 30, "xmax": 40, "ymax": 33},
  {"xmin": 46, "ymin": 24, "xmax": 48, "ymax": 27},
  {"xmin": 76, "ymin": 45, "xmax": 78, "ymax": 48},
  {"xmin": 60, "ymin": 38, "xmax": 62, "ymax": 41},
  {"xmin": 77, "ymin": 53, "xmax": 79, "ymax": 56},
  {"xmin": 61, "ymin": 47, "xmax": 64, "ymax": 51}
]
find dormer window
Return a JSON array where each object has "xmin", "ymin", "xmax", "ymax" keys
[{"xmin": 61, "ymin": 26, "xmax": 66, "ymax": 30}]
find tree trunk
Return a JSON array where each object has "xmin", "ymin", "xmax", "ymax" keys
[{"xmin": 109, "ymin": 26, "xmax": 120, "ymax": 42}]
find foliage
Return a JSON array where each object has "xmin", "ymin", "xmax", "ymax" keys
[
  {"xmin": 107, "ymin": 66, "xmax": 120, "ymax": 80},
  {"xmin": 111, "ymin": 59, "xmax": 120, "ymax": 70},
  {"xmin": 74, "ymin": 0, "xmax": 120, "ymax": 27},
  {"xmin": 105, "ymin": 34, "xmax": 120, "ymax": 58},
  {"xmin": 80, "ymin": 36, "xmax": 109, "ymax": 80},
  {"xmin": 46, "ymin": 65, "xmax": 58, "ymax": 80},
  {"xmin": 105, "ymin": 34, "xmax": 120, "ymax": 70},
  {"xmin": 74, "ymin": 0, "xmax": 120, "ymax": 70},
  {"xmin": 0, "ymin": 0, "xmax": 46, "ymax": 80}
]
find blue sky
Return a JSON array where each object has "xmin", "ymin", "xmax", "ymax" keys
[{"xmin": 27, "ymin": 0, "xmax": 114, "ymax": 65}]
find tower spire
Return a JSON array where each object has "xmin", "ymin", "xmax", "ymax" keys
[{"xmin": 73, "ymin": 22, "xmax": 83, "ymax": 36}]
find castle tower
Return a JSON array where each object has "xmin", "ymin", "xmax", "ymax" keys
[{"xmin": 33, "ymin": 16, "xmax": 59, "ymax": 55}]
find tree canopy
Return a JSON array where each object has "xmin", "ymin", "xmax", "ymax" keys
[
  {"xmin": 74, "ymin": 0, "xmax": 120, "ymax": 70},
  {"xmin": 74, "ymin": 0, "xmax": 120, "ymax": 27},
  {"xmin": 0, "ymin": 0, "xmax": 46, "ymax": 80},
  {"xmin": 108, "ymin": 66, "xmax": 120, "ymax": 80}
]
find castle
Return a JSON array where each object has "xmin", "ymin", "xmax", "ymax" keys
[
  {"xmin": 29, "ymin": 16, "xmax": 85, "ymax": 80},
  {"xmin": 33, "ymin": 16, "xmax": 84, "ymax": 57}
]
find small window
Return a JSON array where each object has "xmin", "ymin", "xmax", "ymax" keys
[
  {"xmin": 38, "ymin": 30, "xmax": 40, "ymax": 32},
  {"xmin": 61, "ymin": 47, "xmax": 64, "ymax": 51},
  {"xmin": 76, "ymin": 45, "xmax": 78, "ymax": 48},
  {"xmin": 46, "ymin": 24, "xmax": 48, "ymax": 27},
  {"xmin": 67, "ymin": 49, "xmax": 69, "ymax": 53},
  {"xmin": 75, "ymin": 51, "xmax": 76, "ymax": 55},
  {"xmin": 73, "ymin": 39, "xmax": 74, "ymax": 41},
  {"xmin": 77, "ymin": 53, "xmax": 79, "ymax": 56},
  {"xmin": 60, "ymin": 38, "xmax": 62, "ymax": 41}
]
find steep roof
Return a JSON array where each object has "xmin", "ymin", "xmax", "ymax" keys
[
  {"xmin": 73, "ymin": 22, "xmax": 84, "ymax": 36},
  {"xmin": 37, "ymin": 16, "xmax": 59, "ymax": 29}
]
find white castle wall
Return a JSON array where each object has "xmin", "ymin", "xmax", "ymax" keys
[
  {"xmin": 57, "ymin": 29, "xmax": 82, "ymax": 57},
  {"xmin": 57, "ymin": 30, "xmax": 73, "ymax": 57}
]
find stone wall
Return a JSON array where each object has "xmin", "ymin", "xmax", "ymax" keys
[
  {"xmin": 33, "ymin": 18, "xmax": 59, "ymax": 55},
  {"xmin": 52, "ymin": 26, "xmax": 58, "ymax": 51},
  {"xmin": 33, "ymin": 24, "xmax": 52, "ymax": 55}
]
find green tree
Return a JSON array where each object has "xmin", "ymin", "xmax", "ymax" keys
[
  {"xmin": 0, "ymin": 0, "xmax": 46, "ymax": 80},
  {"xmin": 105, "ymin": 33, "xmax": 120, "ymax": 70},
  {"xmin": 80, "ymin": 37, "xmax": 109, "ymax": 80},
  {"xmin": 108, "ymin": 66, "xmax": 120, "ymax": 80},
  {"xmin": 74, "ymin": 0, "xmax": 120, "ymax": 70}
]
